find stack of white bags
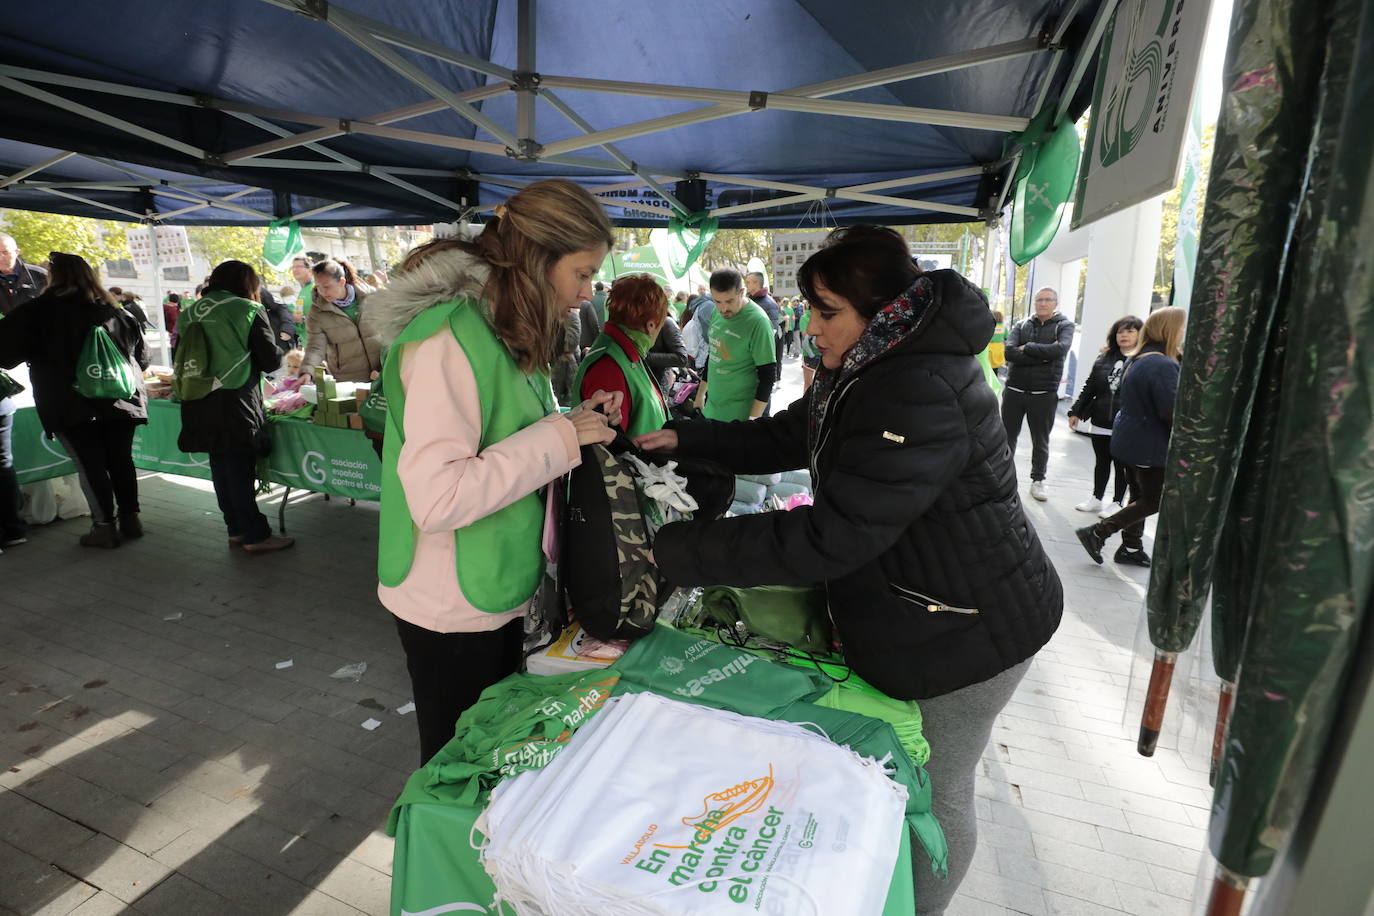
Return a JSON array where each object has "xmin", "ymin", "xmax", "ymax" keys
[{"xmin": 478, "ymin": 691, "xmax": 907, "ymax": 915}]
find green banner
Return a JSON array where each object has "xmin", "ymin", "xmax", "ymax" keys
[
  {"xmin": 13, "ymin": 400, "xmax": 381, "ymax": 501},
  {"xmin": 11, "ymin": 409, "xmax": 76, "ymax": 485}
]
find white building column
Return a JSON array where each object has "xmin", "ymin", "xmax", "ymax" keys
[{"xmin": 1076, "ymin": 197, "xmax": 1164, "ymax": 372}]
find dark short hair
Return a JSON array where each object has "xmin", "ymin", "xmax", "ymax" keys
[
  {"xmin": 593, "ymin": 281, "xmax": 605, "ymax": 291},
  {"xmin": 206, "ymin": 260, "xmax": 261, "ymax": 301},
  {"xmin": 1106, "ymin": 315, "xmax": 1144, "ymax": 351},
  {"xmin": 709, "ymin": 268, "xmax": 743, "ymax": 293},
  {"xmin": 168, "ymin": 292, "xmax": 180, "ymax": 303},
  {"xmin": 797, "ymin": 225, "xmax": 920, "ymax": 319}
]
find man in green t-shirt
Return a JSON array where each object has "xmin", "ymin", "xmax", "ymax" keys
[
  {"xmin": 696, "ymin": 268, "xmax": 777, "ymax": 421},
  {"xmin": 290, "ymin": 256, "xmax": 315, "ymax": 348}
]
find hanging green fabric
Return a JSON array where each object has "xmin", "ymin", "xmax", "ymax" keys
[
  {"xmin": 262, "ymin": 218, "xmax": 304, "ymax": 270},
  {"xmin": 666, "ymin": 211, "xmax": 719, "ymax": 277},
  {"xmin": 73, "ymin": 326, "xmax": 137, "ymax": 400},
  {"xmin": 1009, "ymin": 109, "xmax": 1082, "ymax": 265}
]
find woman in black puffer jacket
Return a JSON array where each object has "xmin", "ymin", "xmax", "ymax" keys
[
  {"xmin": 638, "ymin": 226, "xmax": 1062, "ymax": 916},
  {"xmin": 0, "ymin": 252, "xmax": 148, "ymax": 548},
  {"xmin": 1067, "ymin": 315, "xmax": 1142, "ymax": 515}
]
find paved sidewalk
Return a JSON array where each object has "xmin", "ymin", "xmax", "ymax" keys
[{"xmin": 0, "ymin": 361, "xmax": 1213, "ymax": 915}]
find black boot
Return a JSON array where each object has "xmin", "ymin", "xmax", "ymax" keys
[
  {"xmin": 1115, "ymin": 546, "xmax": 1152, "ymax": 567},
  {"xmin": 1075, "ymin": 526, "xmax": 1106, "ymax": 564},
  {"xmin": 80, "ymin": 523, "xmax": 122, "ymax": 549},
  {"xmin": 119, "ymin": 512, "xmax": 144, "ymax": 539}
]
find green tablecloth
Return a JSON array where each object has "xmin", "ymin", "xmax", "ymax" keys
[{"xmin": 11, "ymin": 400, "xmax": 380, "ymax": 501}]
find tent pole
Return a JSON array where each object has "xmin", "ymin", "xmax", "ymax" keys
[
  {"xmin": 539, "ymin": 37, "xmax": 1044, "ymax": 157},
  {"xmin": 37, "ymin": 188, "xmax": 145, "ymax": 221},
  {"xmin": 147, "ymin": 223, "xmax": 169, "ymax": 369},
  {"xmin": 326, "ymin": 17, "xmax": 520, "ymax": 150},
  {"xmin": 540, "ymin": 90, "xmax": 688, "ymax": 215},
  {"xmin": 0, "ymin": 76, "xmax": 205, "ymax": 159},
  {"xmin": 1056, "ymin": 0, "xmax": 1123, "ymax": 122},
  {"xmin": 515, "ymin": 0, "xmax": 536, "ymax": 148},
  {"xmin": 0, "ymin": 151, "xmax": 74, "ymax": 189}
]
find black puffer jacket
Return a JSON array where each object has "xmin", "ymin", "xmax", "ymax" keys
[
  {"xmin": 655, "ymin": 270, "xmax": 1063, "ymax": 699},
  {"xmin": 1069, "ymin": 349, "xmax": 1130, "ymax": 430},
  {"xmin": 0, "ymin": 287, "xmax": 148, "ymax": 436},
  {"xmin": 1004, "ymin": 312, "xmax": 1075, "ymax": 391}
]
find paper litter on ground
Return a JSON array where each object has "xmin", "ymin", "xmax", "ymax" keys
[
  {"xmin": 331, "ymin": 662, "xmax": 367, "ymax": 682},
  {"xmin": 275, "ymin": 660, "xmax": 294, "ymax": 669},
  {"xmin": 163, "ymin": 612, "xmax": 183, "ymax": 621},
  {"xmin": 361, "ymin": 718, "xmax": 382, "ymax": 731},
  {"xmin": 396, "ymin": 701, "xmax": 416, "ymax": 715}
]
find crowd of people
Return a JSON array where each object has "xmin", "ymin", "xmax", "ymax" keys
[{"xmin": 1, "ymin": 195, "xmax": 1188, "ymax": 915}]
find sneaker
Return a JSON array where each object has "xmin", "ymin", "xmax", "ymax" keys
[
  {"xmin": 1075, "ymin": 497, "xmax": 1103, "ymax": 513},
  {"xmin": 1115, "ymin": 546, "xmax": 1152, "ymax": 568},
  {"xmin": 118, "ymin": 513, "xmax": 143, "ymax": 540},
  {"xmin": 242, "ymin": 535, "xmax": 295, "ymax": 553},
  {"xmin": 1029, "ymin": 480, "xmax": 1048, "ymax": 502},
  {"xmin": 2, "ymin": 535, "xmax": 26, "ymax": 548},
  {"xmin": 1100, "ymin": 501, "xmax": 1124, "ymax": 518},
  {"xmin": 79, "ymin": 523, "xmax": 122, "ymax": 549},
  {"xmin": 1075, "ymin": 526, "xmax": 1105, "ymax": 564}
]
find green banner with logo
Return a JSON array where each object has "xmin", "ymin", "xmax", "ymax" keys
[{"xmin": 13, "ymin": 400, "xmax": 380, "ymax": 500}]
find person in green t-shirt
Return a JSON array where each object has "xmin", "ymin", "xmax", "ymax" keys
[
  {"xmin": 696, "ymin": 268, "xmax": 777, "ymax": 421},
  {"xmin": 290, "ymin": 256, "xmax": 315, "ymax": 348}
]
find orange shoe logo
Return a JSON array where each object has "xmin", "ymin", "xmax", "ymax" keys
[{"xmin": 654, "ymin": 765, "xmax": 774, "ymax": 850}]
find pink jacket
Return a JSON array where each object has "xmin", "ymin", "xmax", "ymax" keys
[{"xmin": 378, "ymin": 330, "xmax": 580, "ymax": 633}]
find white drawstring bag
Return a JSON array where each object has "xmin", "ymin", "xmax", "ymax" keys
[{"xmin": 479, "ymin": 692, "xmax": 907, "ymax": 916}]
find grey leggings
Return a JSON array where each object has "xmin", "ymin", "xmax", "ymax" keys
[{"xmin": 914, "ymin": 658, "xmax": 1033, "ymax": 915}]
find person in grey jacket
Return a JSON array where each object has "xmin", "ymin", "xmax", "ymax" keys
[{"xmin": 1001, "ymin": 288, "xmax": 1075, "ymax": 501}]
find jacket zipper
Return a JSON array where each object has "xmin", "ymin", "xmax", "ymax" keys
[
  {"xmin": 810, "ymin": 375, "xmax": 861, "ymax": 487},
  {"xmin": 889, "ymin": 583, "xmax": 979, "ymax": 614}
]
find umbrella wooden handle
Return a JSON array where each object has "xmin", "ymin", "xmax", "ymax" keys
[
  {"xmin": 1209, "ymin": 680, "xmax": 1236, "ymax": 787},
  {"xmin": 1205, "ymin": 864, "xmax": 1248, "ymax": 916},
  {"xmin": 1138, "ymin": 651, "xmax": 1178, "ymax": 756}
]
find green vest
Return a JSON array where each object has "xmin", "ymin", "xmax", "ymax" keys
[
  {"xmin": 377, "ymin": 299, "xmax": 556, "ymax": 613},
  {"xmin": 571, "ymin": 326, "xmax": 668, "ymax": 439},
  {"xmin": 179, "ymin": 290, "xmax": 264, "ymax": 389}
]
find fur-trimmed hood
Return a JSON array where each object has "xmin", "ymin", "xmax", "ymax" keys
[{"xmin": 361, "ymin": 247, "xmax": 491, "ymax": 348}]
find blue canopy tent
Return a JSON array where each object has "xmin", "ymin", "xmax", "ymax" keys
[{"xmin": 0, "ymin": 0, "xmax": 1111, "ymax": 228}]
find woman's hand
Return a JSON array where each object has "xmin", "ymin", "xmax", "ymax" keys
[
  {"xmin": 567, "ymin": 389, "xmax": 622, "ymax": 446},
  {"xmin": 634, "ymin": 429, "xmax": 679, "ymax": 453},
  {"xmin": 1068, "ymin": 415, "xmax": 1080, "ymax": 431}
]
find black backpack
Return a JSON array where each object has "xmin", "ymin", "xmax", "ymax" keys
[{"xmin": 562, "ymin": 431, "xmax": 732, "ymax": 641}]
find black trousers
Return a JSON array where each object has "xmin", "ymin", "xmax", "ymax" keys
[
  {"xmin": 0, "ymin": 411, "xmax": 26, "ymax": 540},
  {"xmin": 394, "ymin": 615, "xmax": 524, "ymax": 766},
  {"xmin": 1000, "ymin": 389, "xmax": 1057, "ymax": 481},
  {"xmin": 55, "ymin": 419, "xmax": 140, "ymax": 525},
  {"xmin": 1089, "ymin": 434, "xmax": 1130, "ymax": 503},
  {"xmin": 208, "ymin": 450, "xmax": 271, "ymax": 544},
  {"xmin": 1094, "ymin": 465, "xmax": 1165, "ymax": 551}
]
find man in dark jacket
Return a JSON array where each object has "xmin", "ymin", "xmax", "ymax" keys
[
  {"xmin": 0, "ymin": 234, "xmax": 48, "ymax": 317},
  {"xmin": 1001, "ymin": 288, "xmax": 1075, "ymax": 501},
  {"xmin": 645, "ymin": 314, "xmax": 690, "ymax": 391},
  {"xmin": 745, "ymin": 271, "xmax": 784, "ymax": 373}
]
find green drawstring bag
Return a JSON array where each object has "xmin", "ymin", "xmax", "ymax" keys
[
  {"xmin": 262, "ymin": 218, "xmax": 304, "ymax": 270},
  {"xmin": 73, "ymin": 326, "xmax": 137, "ymax": 400},
  {"xmin": 701, "ymin": 584, "xmax": 833, "ymax": 655},
  {"xmin": 358, "ymin": 366, "xmax": 388, "ymax": 436}
]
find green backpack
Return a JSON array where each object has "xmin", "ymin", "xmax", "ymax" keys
[
  {"xmin": 73, "ymin": 325, "xmax": 137, "ymax": 400},
  {"xmin": 171, "ymin": 320, "xmax": 215, "ymax": 402}
]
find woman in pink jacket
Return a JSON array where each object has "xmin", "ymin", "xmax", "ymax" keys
[{"xmin": 364, "ymin": 180, "xmax": 620, "ymax": 764}]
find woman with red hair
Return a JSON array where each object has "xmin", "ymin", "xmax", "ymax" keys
[{"xmin": 573, "ymin": 274, "xmax": 670, "ymax": 437}]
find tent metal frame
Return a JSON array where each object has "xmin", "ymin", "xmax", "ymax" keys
[{"xmin": 0, "ymin": 0, "xmax": 1109, "ymax": 225}]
